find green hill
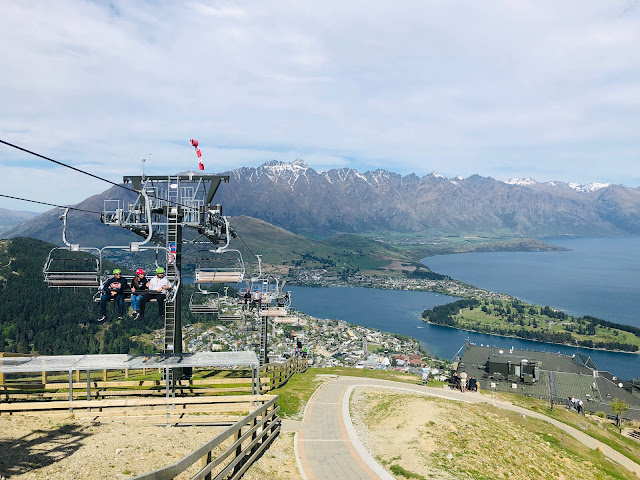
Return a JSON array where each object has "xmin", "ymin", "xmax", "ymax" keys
[
  {"xmin": 0, "ymin": 237, "xmax": 218, "ymax": 355},
  {"xmin": 227, "ymin": 216, "xmax": 431, "ymax": 279}
]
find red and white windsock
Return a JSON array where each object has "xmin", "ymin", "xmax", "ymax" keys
[{"xmin": 190, "ymin": 139, "xmax": 204, "ymax": 170}]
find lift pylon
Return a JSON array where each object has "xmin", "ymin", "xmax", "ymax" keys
[{"xmin": 101, "ymin": 173, "xmax": 230, "ymax": 364}]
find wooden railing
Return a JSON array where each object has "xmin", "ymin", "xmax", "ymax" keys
[
  {"xmin": 0, "ymin": 355, "xmax": 309, "ymax": 402},
  {"xmin": 133, "ymin": 396, "xmax": 280, "ymax": 480},
  {"xmin": 260, "ymin": 355, "xmax": 308, "ymax": 392}
]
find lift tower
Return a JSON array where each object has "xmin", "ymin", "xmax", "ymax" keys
[{"xmin": 101, "ymin": 173, "xmax": 230, "ymax": 362}]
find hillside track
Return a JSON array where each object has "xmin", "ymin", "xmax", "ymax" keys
[{"xmin": 282, "ymin": 376, "xmax": 640, "ymax": 479}]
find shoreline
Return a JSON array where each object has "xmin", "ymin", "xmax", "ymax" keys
[
  {"xmin": 288, "ymin": 276, "xmax": 640, "ymax": 356},
  {"xmin": 424, "ymin": 320, "xmax": 640, "ymax": 356}
]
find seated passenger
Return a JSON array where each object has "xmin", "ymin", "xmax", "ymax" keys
[
  {"xmin": 251, "ymin": 287, "xmax": 262, "ymax": 310},
  {"xmin": 99, "ymin": 269, "xmax": 129, "ymax": 322},
  {"xmin": 139, "ymin": 267, "xmax": 172, "ymax": 321},
  {"xmin": 130, "ymin": 268, "xmax": 148, "ymax": 320}
]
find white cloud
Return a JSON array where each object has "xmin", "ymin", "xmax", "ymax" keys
[{"xmin": 1, "ymin": 0, "xmax": 640, "ymax": 212}]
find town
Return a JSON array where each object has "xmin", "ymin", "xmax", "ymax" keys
[
  {"xmin": 287, "ymin": 267, "xmax": 512, "ymax": 302},
  {"xmin": 143, "ymin": 307, "xmax": 447, "ymax": 379}
]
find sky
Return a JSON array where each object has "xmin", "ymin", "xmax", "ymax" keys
[{"xmin": 1, "ymin": 0, "xmax": 640, "ymax": 212}]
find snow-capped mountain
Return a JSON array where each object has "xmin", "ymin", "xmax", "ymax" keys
[
  {"xmin": 6, "ymin": 160, "xmax": 640, "ymax": 242},
  {"xmin": 505, "ymin": 177, "xmax": 538, "ymax": 186},
  {"xmin": 568, "ymin": 182, "xmax": 611, "ymax": 193}
]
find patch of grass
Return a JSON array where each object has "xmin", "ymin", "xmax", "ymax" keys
[
  {"xmin": 390, "ymin": 464, "xmax": 426, "ymax": 479},
  {"xmin": 500, "ymin": 392, "xmax": 640, "ymax": 466},
  {"xmin": 270, "ymin": 367, "xmax": 423, "ymax": 418}
]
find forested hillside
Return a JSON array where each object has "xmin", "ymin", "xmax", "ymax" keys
[{"xmin": 0, "ymin": 237, "xmax": 220, "ymax": 355}]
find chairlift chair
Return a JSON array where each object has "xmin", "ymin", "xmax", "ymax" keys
[
  {"xmin": 43, "ymin": 246, "xmax": 102, "ymax": 288},
  {"xmin": 189, "ymin": 290, "xmax": 220, "ymax": 314},
  {"xmin": 92, "ymin": 244, "xmax": 181, "ymax": 304},
  {"xmin": 194, "ymin": 249, "xmax": 245, "ymax": 285}
]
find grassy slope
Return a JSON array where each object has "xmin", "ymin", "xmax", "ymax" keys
[
  {"xmin": 454, "ymin": 302, "xmax": 640, "ymax": 350},
  {"xmin": 229, "ymin": 216, "xmax": 422, "ymax": 277}
]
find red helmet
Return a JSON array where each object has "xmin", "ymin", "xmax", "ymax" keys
[{"xmin": 136, "ymin": 268, "xmax": 145, "ymax": 275}]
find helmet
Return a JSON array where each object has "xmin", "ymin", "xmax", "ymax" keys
[
  {"xmin": 136, "ymin": 268, "xmax": 145, "ymax": 275},
  {"xmin": 246, "ymin": 289, "xmax": 250, "ymax": 292},
  {"xmin": 156, "ymin": 267, "xmax": 165, "ymax": 274},
  {"xmin": 113, "ymin": 269, "xmax": 122, "ymax": 275}
]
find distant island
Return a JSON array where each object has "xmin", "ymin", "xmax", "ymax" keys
[{"xmin": 422, "ymin": 298, "xmax": 640, "ymax": 353}]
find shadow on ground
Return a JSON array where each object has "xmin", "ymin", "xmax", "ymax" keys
[{"xmin": 0, "ymin": 422, "xmax": 92, "ymax": 477}]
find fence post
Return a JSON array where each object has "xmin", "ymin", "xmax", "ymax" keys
[
  {"xmin": 103, "ymin": 369, "xmax": 108, "ymax": 381},
  {"xmin": 42, "ymin": 371, "xmax": 47, "ymax": 385},
  {"xmin": 232, "ymin": 426, "xmax": 243, "ymax": 476},
  {"xmin": 200, "ymin": 450, "xmax": 212, "ymax": 480},
  {"xmin": 251, "ymin": 415, "xmax": 259, "ymax": 455}
]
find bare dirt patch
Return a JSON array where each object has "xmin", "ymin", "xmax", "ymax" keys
[
  {"xmin": 0, "ymin": 414, "xmax": 300, "ymax": 480},
  {"xmin": 0, "ymin": 415, "xmax": 225, "ymax": 479},
  {"xmin": 350, "ymin": 388, "xmax": 637, "ymax": 480}
]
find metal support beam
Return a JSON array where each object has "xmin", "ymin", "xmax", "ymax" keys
[{"xmin": 68, "ymin": 370, "xmax": 73, "ymax": 413}]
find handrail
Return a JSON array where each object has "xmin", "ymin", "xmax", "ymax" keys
[{"xmin": 133, "ymin": 396, "xmax": 279, "ymax": 480}]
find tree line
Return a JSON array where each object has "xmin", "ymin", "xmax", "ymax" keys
[{"xmin": 0, "ymin": 237, "xmax": 230, "ymax": 355}]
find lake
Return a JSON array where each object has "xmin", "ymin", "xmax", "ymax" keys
[
  {"xmin": 424, "ymin": 237, "xmax": 640, "ymax": 328},
  {"xmin": 287, "ymin": 284, "xmax": 640, "ymax": 381}
]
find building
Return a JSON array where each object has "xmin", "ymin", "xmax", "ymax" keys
[{"xmin": 455, "ymin": 341, "xmax": 640, "ymax": 421}]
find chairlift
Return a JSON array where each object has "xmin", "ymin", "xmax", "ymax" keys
[
  {"xmin": 43, "ymin": 209, "xmax": 102, "ymax": 288},
  {"xmin": 43, "ymin": 247, "xmax": 102, "ymax": 288},
  {"xmin": 194, "ymin": 248, "xmax": 245, "ymax": 285},
  {"xmin": 189, "ymin": 291, "xmax": 219, "ymax": 314},
  {"xmin": 92, "ymin": 244, "xmax": 181, "ymax": 304}
]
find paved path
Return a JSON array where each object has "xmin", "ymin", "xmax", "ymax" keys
[{"xmin": 281, "ymin": 376, "xmax": 640, "ymax": 480}]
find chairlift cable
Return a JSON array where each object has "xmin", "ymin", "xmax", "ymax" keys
[
  {"xmin": 233, "ymin": 229, "xmax": 278, "ymax": 278},
  {"xmin": 0, "ymin": 139, "xmax": 205, "ymax": 212},
  {"xmin": 0, "ymin": 194, "xmax": 102, "ymax": 215}
]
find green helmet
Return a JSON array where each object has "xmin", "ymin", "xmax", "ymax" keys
[
  {"xmin": 156, "ymin": 267, "xmax": 165, "ymax": 274},
  {"xmin": 113, "ymin": 269, "xmax": 122, "ymax": 275}
]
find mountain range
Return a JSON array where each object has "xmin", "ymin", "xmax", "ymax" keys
[
  {"xmin": 214, "ymin": 160, "xmax": 640, "ymax": 237},
  {"xmin": 0, "ymin": 208, "xmax": 39, "ymax": 235},
  {"xmin": 5, "ymin": 160, "xmax": 640, "ymax": 245}
]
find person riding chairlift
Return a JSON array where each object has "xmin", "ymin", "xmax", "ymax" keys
[
  {"xmin": 130, "ymin": 268, "xmax": 148, "ymax": 320},
  {"xmin": 139, "ymin": 267, "xmax": 172, "ymax": 321},
  {"xmin": 251, "ymin": 287, "xmax": 262, "ymax": 310},
  {"xmin": 98, "ymin": 269, "xmax": 129, "ymax": 322}
]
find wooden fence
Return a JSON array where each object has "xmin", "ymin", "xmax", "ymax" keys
[
  {"xmin": 133, "ymin": 396, "xmax": 280, "ymax": 480},
  {"xmin": 0, "ymin": 355, "xmax": 308, "ymax": 403}
]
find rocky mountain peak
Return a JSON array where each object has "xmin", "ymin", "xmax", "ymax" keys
[
  {"xmin": 505, "ymin": 177, "xmax": 538, "ymax": 186},
  {"xmin": 568, "ymin": 181, "xmax": 611, "ymax": 193}
]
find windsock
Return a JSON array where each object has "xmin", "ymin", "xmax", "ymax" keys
[{"xmin": 190, "ymin": 139, "xmax": 204, "ymax": 170}]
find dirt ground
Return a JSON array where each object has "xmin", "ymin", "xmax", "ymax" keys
[
  {"xmin": 0, "ymin": 414, "xmax": 297, "ymax": 480},
  {"xmin": 349, "ymin": 387, "xmax": 638, "ymax": 480}
]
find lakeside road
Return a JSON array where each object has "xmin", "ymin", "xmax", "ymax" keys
[{"xmin": 282, "ymin": 376, "xmax": 640, "ymax": 480}]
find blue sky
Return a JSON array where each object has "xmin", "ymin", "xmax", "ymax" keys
[{"xmin": 1, "ymin": 1, "xmax": 640, "ymax": 211}]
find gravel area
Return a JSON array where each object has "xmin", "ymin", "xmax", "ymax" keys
[
  {"xmin": 0, "ymin": 415, "xmax": 227, "ymax": 479},
  {"xmin": 0, "ymin": 413, "xmax": 299, "ymax": 480}
]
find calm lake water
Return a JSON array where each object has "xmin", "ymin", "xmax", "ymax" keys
[
  {"xmin": 287, "ymin": 254, "xmax": 640, "ymax": 379},
  {"xmin": 424, "ymin": 237, "xmax": 640, "ymax": 328}
]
